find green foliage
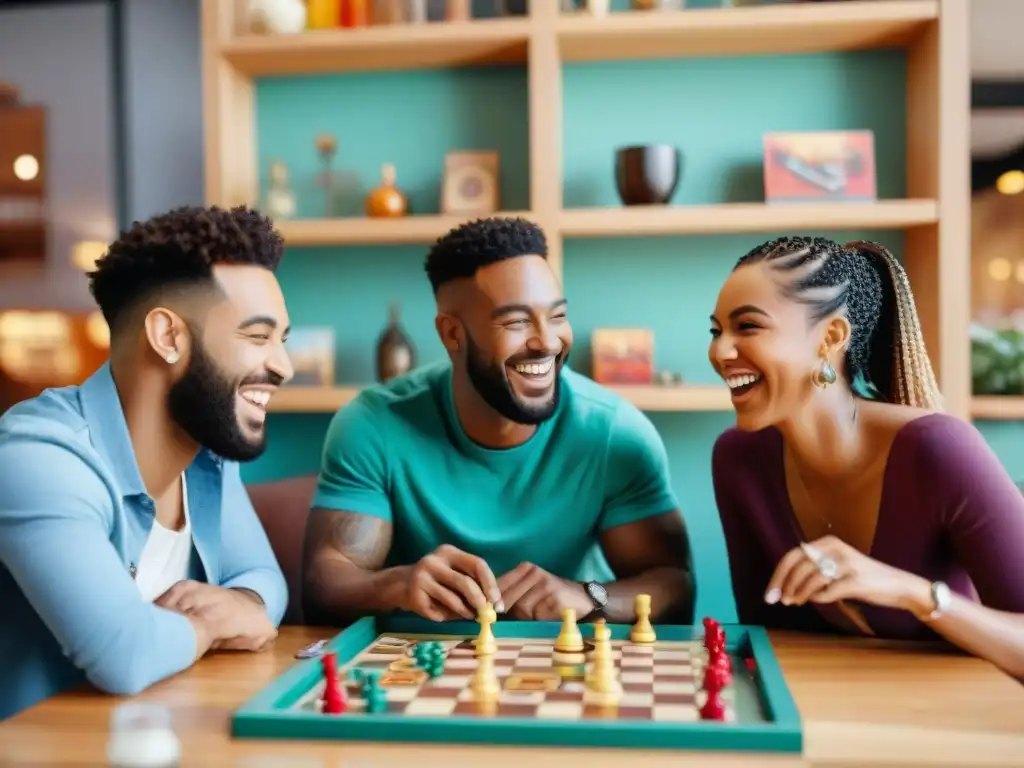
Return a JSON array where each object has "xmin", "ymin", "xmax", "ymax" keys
[{"xmin": 971, "ymin": 323, "xmax": 1024, "ymax": 395}]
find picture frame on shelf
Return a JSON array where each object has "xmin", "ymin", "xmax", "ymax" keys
[
  {"xmin": 441, "ymin": 151, "xmax": 499, "ymax": 215},
  {"xmin": 284, "ymin": 327, "xmax": 336, "ymax": 387},
  {"xmin": 590, "ymin": 328, "xmax": 654, "ymax": 385},
  {"xmin": 763, "ymin": 130, "xmax": 877, "ymax": 203}
]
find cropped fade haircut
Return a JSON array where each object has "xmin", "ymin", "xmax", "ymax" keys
[
  {"xmin": 424, "ymin": 217, "xmax": 547, "ymax": 294},
  {"xmin": 88, "ymin": 205, "xmax": 284, "ymax": 335},
  {"xmin": 736, "ymin": 236, "xmax": 942, "ymax": 410}
]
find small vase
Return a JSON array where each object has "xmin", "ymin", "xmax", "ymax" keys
[
  {"xmin": 614, "ymin": 145, "xmax": 682, "ymax": 206},
  {"xmin": 263, "ymin": 161, "xmax": 296, "ymax": 220},
  {"xmin": 365, "ymin": 163, "xmax": 409, "ymax": 217},
  {"xmin": 247, "ymin": 0, "xmax": 307, "ymax": 33},
  {"xmin": 376, "ymin": 303, "xmax": 416, "ymax": 383}
]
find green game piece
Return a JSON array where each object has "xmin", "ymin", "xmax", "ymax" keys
[
  {"xmin": 412, "ymin": 641, "xmax": 446, "ymax": 676},
  {"xmin": 364, "ymin": 687, "xmax": 388, "ymax": 714}
]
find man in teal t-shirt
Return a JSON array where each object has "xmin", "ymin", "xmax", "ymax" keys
[{"xmin": 301, "ymin": 217, "xmax": 694, "ymax": 626}]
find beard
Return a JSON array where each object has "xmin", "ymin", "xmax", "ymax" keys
[
  {"xmin": 464, "ymin": 332, "xmax": 565, "ymax": 426},
  {"xmin": 167, "ymin": 336, "xmax": 279, "ymax": 462}
]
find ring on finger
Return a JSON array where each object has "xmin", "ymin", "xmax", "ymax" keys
[
  {"xmin": 816, "ymin": 555, "xmax": 840, "ymax": 581},
  {"xmin": 800, "ymin": 542, "xmax": 840, "ymax": 582}
]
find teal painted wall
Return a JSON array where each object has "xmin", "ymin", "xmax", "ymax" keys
[{"xmin": 244, "ymin": 44, "xmax": 1021, "ymax": 624}]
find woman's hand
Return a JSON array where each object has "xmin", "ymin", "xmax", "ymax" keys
[{"xmin": 765, "ymin": 535, "xmax": 931, "ymax": 613}]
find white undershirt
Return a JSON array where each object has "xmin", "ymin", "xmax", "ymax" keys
[{"xmin": 135, "ymin": 474, "xmax": 193, "ymax": 602}]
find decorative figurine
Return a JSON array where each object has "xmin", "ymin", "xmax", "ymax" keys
[
  {"xmin": 365, "ymin": 163, "xmax": 409, "ymax": 218},
  {"xmin": 263, "ymin": 161, "xmax": 296, "ymax": 221},
  {"xmin": 315, "ymin": 133, "xmax": 338, "ymax": 218},
  {"xmin": 376, "ymin": 303, "xmax": 416, "ymax": 382}
]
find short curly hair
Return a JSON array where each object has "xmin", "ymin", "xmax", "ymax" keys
[
  {"xmin": 88, "ymin": 204, "xmax": 284, "ymax": 333},
  {"xmin": 735, "ymin": 236, "xmax": 940, "ymax": 409},
  {"xmin": 424, "ymin": 217, "xmax": 547, "ymax": 294}
]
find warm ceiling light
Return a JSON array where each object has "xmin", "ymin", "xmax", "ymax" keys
[
  {"xmin": 86, "ymin": 311, "xmax": 110, "ymax": 349},
  {"xmin": 12, "ymin": 154, "xmax": 39, "ymax": 181},
  {"xmin": 996, "ymin": 170, "xmax": 1024, "ymax": 195},
  {"xmin": 71, "ymin": 240, "xmax": 107, "ymax": 272},
  {"xmin": 988, "ymin": 257, "xmax": 1012, "ymax": 282}
]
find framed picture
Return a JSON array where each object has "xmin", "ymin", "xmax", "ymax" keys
[
  {"xmin": 763, "ymin": 130, "xmax": 876, "ymax": 202},
  {"xmin": 285, "ymin": 327, "xmax": 335, "ymax": 387},
  {"xmin": 590, "ymin": 328, "xmax": 654, "ymax": 385},
  {"xmin": 441, "ymin": 151, "xmax": 499, "ymax": 215}
]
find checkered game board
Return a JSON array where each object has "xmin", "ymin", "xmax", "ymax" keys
[{"xmin": 298, "ymin": 634, "xmax": 736, "ymax": 722}]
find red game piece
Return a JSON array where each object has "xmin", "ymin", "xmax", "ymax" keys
[
  {"xmin": 700, "ymin": 662, "xmax": 729, "ymax": 721},
  {"xmin": 709, "ymin": 651, "xmax": 733, "ymax": 684},
  {"xmin": 700, "ymin": 689, "xmax": 726, "ymax": 721},
  {"xmin": 320, "ymin": 652, "xmax": 346, "ymax": 714},
  {"xmin": 703, "ymin": 660, "xmax": 729, "ymax": 692},
  {"xmin": 702, "ymin": 618, "xmax": 724, "ymax": 655}
]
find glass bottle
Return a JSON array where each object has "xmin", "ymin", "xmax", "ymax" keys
[
  {"xmin": 365, "ymin": 163, "xmax": 409, "ymax": 218},
  {"xmin": 375, "ymin": 303, "xmax": 415, "ymax": 382}
]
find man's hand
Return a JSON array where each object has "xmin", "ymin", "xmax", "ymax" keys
[
  {"xmin": 155, "ymin": 580, "xmax": 277, "ymax": 652},
  {"xmin": 400, "ymin": 544, "xmax": 503, "ymax": 622},
  {"xmin": 497, "ymin": 562, "xmax": 593, "ymax": 621}
]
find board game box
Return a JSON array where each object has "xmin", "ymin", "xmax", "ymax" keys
[{"xmin": 232, "ymin": 609, "xmax": 802, "ymax": 753}]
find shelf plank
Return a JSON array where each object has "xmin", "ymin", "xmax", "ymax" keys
[
  {"xmin": 557, "ymin": 1, "xmax": 938, "ymax": 62},
  {"xmin": 276, "ymin": 211, "xmax": 534, "ymax": 246},
  {"xmin": 269, "ymin": 386, "xmax": 362, "ymax": 413},
  {"xmin": 268, "ymin": 383, "xmax": 732, "ymax": 413},
  {"xmin": 606, "ymin": 384, "xmax": 733, "ymax": 412},
  {"xmin": 558, "ymin": 200, "xmax": 938, "ymax": 238},
  {"xmin": 971, "ymin": 397, "xmax": 1024, "ymax": 421},
  {"xmin": 221, "ymin": 18, "xmax": 531, "ymax": 76}
]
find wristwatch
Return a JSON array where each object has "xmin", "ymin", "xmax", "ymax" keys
[
  {"xmin": 926, "ymin": 581, "xmax": 951, "ymax": 620},
  {"xmin": 580, "ymin": 581, "xmax": 608, "ymax": 621}
]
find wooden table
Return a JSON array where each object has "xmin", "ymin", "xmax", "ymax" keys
[{"xmin": 2, "ymin": 626, "xmax": 1023, "ymax": 767}]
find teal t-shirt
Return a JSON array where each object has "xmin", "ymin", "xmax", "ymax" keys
[{"xmin": 312, "ymin": 360, "xmax": 680, "ymax": 582}]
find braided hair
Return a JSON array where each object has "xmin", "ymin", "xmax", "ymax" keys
[{"xmin": 735, "ymin": 236, "xmax": 942, "ymax": 410}]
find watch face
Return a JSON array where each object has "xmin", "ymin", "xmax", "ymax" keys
[{"xmin": 587, "ymin": 582, "xmax": 608, "ymax": 605}]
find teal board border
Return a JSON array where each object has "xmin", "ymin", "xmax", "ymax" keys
[{"xmin": 232, "ymin": 615, "xmax": 802, "ymax": 753}]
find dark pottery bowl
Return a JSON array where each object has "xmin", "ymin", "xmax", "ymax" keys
[{"xmin": 614, "ymin": 145, "xmax": 682, "ymax": 205}]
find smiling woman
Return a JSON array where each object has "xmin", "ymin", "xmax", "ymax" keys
[{"xmin": 707, "ymin": 235, "xmax": 1024, "ymax": 679}]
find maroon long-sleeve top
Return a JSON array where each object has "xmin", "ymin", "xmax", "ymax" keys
[{"xmin": 712, "ymin": 413, "xmax": 1024, "ymax": 639}]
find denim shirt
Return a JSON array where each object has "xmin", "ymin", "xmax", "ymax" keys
[{"xmin": 0, "ymin": 363, "xmax": 288, "ymax": 720}]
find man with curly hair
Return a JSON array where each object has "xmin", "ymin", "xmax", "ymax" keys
[
  {"xmin": 302, "ymin": 217, "xmax": 694, "ymax": 628},
  {"xmin": 0, "ymin": 205, "xmax": 293, "ymax": 719}
]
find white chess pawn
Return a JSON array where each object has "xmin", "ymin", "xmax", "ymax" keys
[
  {"xmin": 469, "ymin": 652, "xmax": 501, "ymax": 701},
  {"xmin": 630, "ymin": 593, "xmax": 656, "ymax": 644},
  {"xmin": 475, "ymin": 602, "xmax": 497, "ymax": 656}
]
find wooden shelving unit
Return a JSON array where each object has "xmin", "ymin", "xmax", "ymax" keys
[
  {"xmin": 558, "ymin": 200, "xmax": 939, "ymax": 238},
  {"xmin": 276, "ymin": 211, "xmax": 535, "ymax": 246},
  {"xmin": 556, "ymin": 0, "xmax": 938, "ymax": 62},
  {"xmin": 269, "ymin": 386, "xmax": 362, "ymax": 413},
  {"xmin": 220, "ymin": 16, "xmax": 531, "ymax": 75},
  {"xmin": 275, "ymin": 202, "xmax": 937, "ymax": 245},
  {"xmin": 970, "ymin": 397, "xmax": 1024, "ymax": 421},
  {"xmin": 268, "ymin": 383, "xmax": 732, "ymax": 414},
  {"xmin": 201, "ymin": 0, "xmax": 970, "ymax": 418}
]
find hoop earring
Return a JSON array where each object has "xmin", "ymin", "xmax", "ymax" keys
[{"xmin": 812, "ymin": 357, "xmax": 837, "ymax": 388}]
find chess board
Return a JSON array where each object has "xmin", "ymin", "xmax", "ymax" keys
[
  {"xmin": 302, "ymin": 635, "xmax": 738, "ymax": 722},
  {"xmin": 232, "ymin": 615, "xmax": 802, "ymax": 753}
]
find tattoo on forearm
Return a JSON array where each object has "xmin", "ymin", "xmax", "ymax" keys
[{"xmin": 307, "ymin": 508, "xmax": 391, "ymax": 570}]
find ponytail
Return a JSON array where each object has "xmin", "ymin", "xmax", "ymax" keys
[{"xmin": 845, "ymin": 241, "xmax": 943, "ymax": 410}]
